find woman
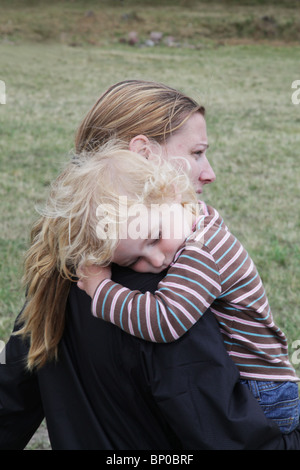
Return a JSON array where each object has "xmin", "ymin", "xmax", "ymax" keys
[
  {"xmin": 16, "ymin": 81, "xmax": 215, "ymax": 372},
  {"xmin": 0, "ymin": 80, "xmax": 299, "ymax": 450}
]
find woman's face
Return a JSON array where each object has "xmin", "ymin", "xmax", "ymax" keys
[{"xmin": 160, "ymin": 112, "xmax": 216, "ymax": 194}]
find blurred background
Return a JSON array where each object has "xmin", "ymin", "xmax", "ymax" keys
[{"xmin": 0, "ymin": 0, "xmax": 299, "ymax": 449}]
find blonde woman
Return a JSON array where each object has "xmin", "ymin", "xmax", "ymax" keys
[{"xmin": 1, "ymin": 81, "xmax": 299, "ymax": 450}]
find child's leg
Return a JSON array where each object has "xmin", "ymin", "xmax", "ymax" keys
[{"xmin": 240, "ymin": 379, "xmax": 299, "ymax": 434}]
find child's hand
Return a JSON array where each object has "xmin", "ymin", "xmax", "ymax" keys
[{"xmin": 77, "ymin": 264, "xmax": 112, "ymax": 298}]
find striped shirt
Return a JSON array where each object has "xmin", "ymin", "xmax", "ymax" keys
[{"xmin": 92, "ymin": 201, "xmax": 298, "ymax": 382}]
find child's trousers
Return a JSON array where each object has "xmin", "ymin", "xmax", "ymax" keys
[{"xmin": 240, "ymin": 379, "xmax": 300, "ymax": 434}]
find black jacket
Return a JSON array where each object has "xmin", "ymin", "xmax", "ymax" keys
[{"xmin": 0, "ymin": 266, "xmax": 299, "ymax": 450}]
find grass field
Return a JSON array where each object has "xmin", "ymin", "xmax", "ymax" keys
[{"xmin": 0, "ymin": 0, "xmax": 300, "ymax": 449}]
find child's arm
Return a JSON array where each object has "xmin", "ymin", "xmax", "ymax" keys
[
  {"xmin": 79, "ymin": 244, "xmax": 222, "ymax": 343},
  {"xmin": 77, "ymin": 265, "xmax": 112, "ymax": 297}
]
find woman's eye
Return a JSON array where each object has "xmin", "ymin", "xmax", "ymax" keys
[{"xmin": 193, "ymin": 151, "xmax": 203, "ymax": 159}]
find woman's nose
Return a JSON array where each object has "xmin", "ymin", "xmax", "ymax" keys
[{"xmin": 200, "ymin": 158, "xmax": 216, "ymax": 185}]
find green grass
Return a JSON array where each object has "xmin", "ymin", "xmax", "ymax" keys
[
  {"xmin": 0, "ymin": 1, "xmax": 300, "ymax": 447},
  {"xmin": 1, "ymin": 40, "xmax": 299, "ymax": 368}
]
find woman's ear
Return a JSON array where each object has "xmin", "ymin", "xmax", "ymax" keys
[{"xmin": 129, "ymin": 135, "xmax": 152, "ymax": 158}]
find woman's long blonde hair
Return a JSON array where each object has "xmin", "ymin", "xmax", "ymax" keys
[{"xmin": 19, "ymin": 80, "xmax": 204, "ymax": 370}]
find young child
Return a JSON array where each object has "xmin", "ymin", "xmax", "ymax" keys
[
  {"xmin": 75, "ymin": 147, "xmax": 300, "ymax": 435},
  {"xmin": 18, "ymin": 139, "xmax": 198, "ymax": 370}
]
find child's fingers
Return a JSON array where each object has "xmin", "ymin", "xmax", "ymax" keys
[
  {"xmin": 76, "ymin": 264, "xmax": 86, "ymax": 278},
  {"xmin": 76, "ymin": 264, "xmax": 96, "ymax": 278}
]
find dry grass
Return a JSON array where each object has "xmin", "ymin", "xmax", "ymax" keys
[{"xmin": 1, "ymin": 0, "xmax": 300, "ymax": 47}]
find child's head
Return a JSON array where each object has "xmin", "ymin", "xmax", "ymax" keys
[
  {"xmin": 31, "ymin": 140, "xmax": 198, "ymax": 282},
  {"xmin": 111, "ymin": 200, "xmax": 196, "ymax": 273}
]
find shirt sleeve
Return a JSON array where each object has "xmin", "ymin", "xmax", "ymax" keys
[
  {"xmin": 91, "ymin": 242, "xmax": 221, "ymax": 342},
  {"xmin": 0, "ymin": 312, "xmax": 44, "ymax": 450}
]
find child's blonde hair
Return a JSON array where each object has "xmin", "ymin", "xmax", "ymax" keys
[{"xmin": 18, "ymin": 140, "xmax": 197, "ymax": 370}]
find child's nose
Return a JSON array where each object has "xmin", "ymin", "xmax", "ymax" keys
[{"xmin": 150, "ymin": 251, "xmax": 165, "ymax": 268}]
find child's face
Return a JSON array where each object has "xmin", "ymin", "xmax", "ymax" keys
[{"xmin": 112, "ymin": 203, "xmax": 194, "ymax": 273}]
